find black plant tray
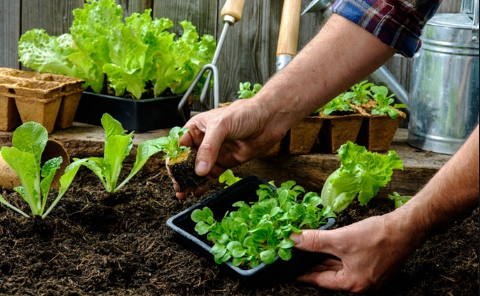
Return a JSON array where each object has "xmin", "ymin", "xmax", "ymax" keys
[
  {"xmin": 74, "ymin": 91, "xmax": 190, "ymax": 133},
  {"xmin": 166, "ymin": 175, "xmax": 336, "ymax": 288}
]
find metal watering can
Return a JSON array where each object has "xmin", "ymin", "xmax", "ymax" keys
[
  {"xmin": 406, "ymin": 0, "xmax": 479, "ymax": 154},
  {"xmin": 305, "ymin": 0, "xmax": 479, "ymax": 155}
]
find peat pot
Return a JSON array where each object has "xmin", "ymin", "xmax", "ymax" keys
[
  {"xmin": 407, "ymin": 6, "xmax": 479, "ymax": 154},
  {"xmin": 167, "ymin": 175, "xmax": 336, "ymax": 288},
  {"xmin": 75, "ymin": 91, "xmax": 192, "ymax": 133}
]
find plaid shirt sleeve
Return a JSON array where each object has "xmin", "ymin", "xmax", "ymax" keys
[{"xmin": 331, "ymin": 0, "xmax": 442, "ymax": 57}]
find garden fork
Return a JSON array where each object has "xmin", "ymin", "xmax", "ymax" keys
[{"xmin": 178, "ymin": 0, "xmax": 246, "ymax": 123}]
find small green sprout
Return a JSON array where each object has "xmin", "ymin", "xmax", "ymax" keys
[
  {"xmin": 388, "ymin": 192, "xmax": 413, "ymax": 209},
  {"xmin": 219, "ymin": 169, "xmax": 242, "ymax": 188},
  {"xmin": 321, "ymin": 93, "xmax": 355, "ymax": 116},
  {"xmin": 192, "ymin": 181, "xmax": 334, "ymax": 269},
  {"xmin": 350, "ymin": 80, "xmax": 374, "ymax": 105},
  {"xmin": 370, "ymin": 86, "xmax": 407, "ymax": 119},
  {"xmin": 238, "ymin": 82, "xmax": 262, "ymax": 99}
]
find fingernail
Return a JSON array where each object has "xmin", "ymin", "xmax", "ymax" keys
[
  {"xmin": 196, "ymin": 161, "xmax": 208, "ymax": 175},
  {"xmin": 290, "ymin": 233, "xmax": 302, "ymax": 245}
]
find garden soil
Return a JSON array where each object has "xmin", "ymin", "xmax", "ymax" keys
[{"xmin": 0, "ymin": 166, "xmax": 478, "ymax": 296}]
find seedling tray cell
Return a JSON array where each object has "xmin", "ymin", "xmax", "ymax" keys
[{"xmin": 167, "ymin": 175, "xmax": 336, "ymax": 288}]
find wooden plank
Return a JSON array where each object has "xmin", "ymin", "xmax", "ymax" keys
[
  {"xmin": 217, "ymin": 0, "xmax": 283, "ymax": 104},
  {"xmin": 0, "ymin": 1, "xmax": 21, "ymax": 69},
  {"xmin": 117, "ymin": 0, "xmax": 153, "ymax": 18}
]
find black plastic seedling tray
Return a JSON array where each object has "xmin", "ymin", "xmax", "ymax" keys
[
  {"xmin": 75, "ymin": 91, "xmax": 191, "ymax": 132},
  {"xmin": 166, "ymin": 175, "xmax": 336, "ymax": 288}
]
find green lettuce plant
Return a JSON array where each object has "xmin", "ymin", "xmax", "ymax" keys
[
  {"xmin": 72, "ymin": 113, "xmax": 170, "ymax": 193},
  {"xmin": 350, "ymin": 80, "xmax": 374, "ymax": 105},
  {"xmin": 155, "ymin": 127, "xmax": 191, "ymax": 160},
  {"xmin": 370, "ymin": 86, "xmax": 407, "ymax": 119},
  {"xmin": 388, "ymin": 192, "xmax": 413, "ymax": 209},
  {"xmin": 218, "ymin": 169, "xmax": 242, "ymax": 188},
  {"xmin": 321, "ymin": 93, "xmax": 355, "ymax": 116},
  {"xmin": 238, "ymin": 82, "xmax": 262, "ymax": 99},
  {"xmin": 321, "ymin": 141, "xmax": 404, "ymax": 213},
  {"xmin": 192, "ymin": 181, "xmax": 334, "ymax": 269},
  {"xmin": 0, "ymin": 122, "xmax": 84, "ymax": 218},
  {"xmin": 18, "ymin": 0, "xmax": 216, "ymax": 99}
]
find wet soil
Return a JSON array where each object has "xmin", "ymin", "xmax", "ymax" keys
[{"xmin": 0, "ymin": 167, "xmax": 478, "ymax": 296}]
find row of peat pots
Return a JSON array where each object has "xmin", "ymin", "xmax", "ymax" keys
[
  {"xmin": 266, "ymin": 105, "xmax": 406, "ymax": 156},
  {"xmin": 0, "ymin": 67, "xmax": 191, "ymax": 134},
  {"xmin": 0, "ymin": 67, "xmax": 83, "ymax": 134}
]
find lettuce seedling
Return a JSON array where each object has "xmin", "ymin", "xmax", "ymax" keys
[
  {"xmin": 321, "ymin": 141, "xmax": 404, "ymax": 213},
  {"xmin": 72, "ymin": 113, "xmax": 168, "ymax": 193},
  {"xmin": 388, "ymin": 192, "xmax": 413, "ymax": 209},
  {"xmin": 0, "ymin": 122, "xmax": 84, "ymax": 218},
  {"xmin": 238, "ymin": 82, "xmax": 262, "ymax": 99},
  {"xmin": 192, "ymin": 181, "xmax": 334, "ymax": 269},
  {"xmin": 218, "ymin": 169, "xmax": 242, "ymax": 188},
  {"xmin": 350, "ymin": 80, "xmax": 374, "ymax": 105},
  {"xmin": 370, "ymin": 86, "xmax": 407, "ymax": 119},
  {"xmin": 322, "ymin": 93, "xmax": 355, "ymax": 116}
]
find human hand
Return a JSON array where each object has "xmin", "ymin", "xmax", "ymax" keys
[
  {"xmin": 290, "ymin": 213, "xmax": 422, "ymax": 292},
  {"xmin": 170, "ymin": 98, "xmax": 287, "ymax": 199}
]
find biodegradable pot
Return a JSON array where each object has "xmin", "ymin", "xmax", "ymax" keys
[
  {"xmin": 288, "ymin": 116, "xmax": 324, "ymax": 154},
  {"xmin": 356, "ymin": 107, "xmax": 407, "ymax": 152},
  {"xmin": 75, "ymin": 91, "xmax": 192, "ymax": 133},
  {"xmin": 0, "ymin": 139, "xmax": 70, "ymax": 190},
  {"xmin": 166, "ymin": 175, "xmax": 336, "ymax": 288},
  {"xmin": 0, "ymin": 94, "xmax": 20, "ymax": 131},
  {"xmin": 13, "ymin": 95, "xmax": 62, "ymax": 134},
  {"xmin": 317, "ymin": 109, "xmax": 363, "ymax": 153},
  {"xmin": 55, "ymin": 89, "xmax": 84, "ymax": 130},
  {"xmin": 0, "ymin": 68, "xmax": 85, "ymax": 133}
]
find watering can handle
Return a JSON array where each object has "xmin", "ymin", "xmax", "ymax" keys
[
  {"xmin": 222, "ymin": 0, "xmax": 246, "ymax": 23},
  {"xmin": 277, "ymin": 0, "xmax": 302, "ymax": 57},
  {"xmin": 473, "ymin": 0, "xmax": 479, "ymax": 31}
]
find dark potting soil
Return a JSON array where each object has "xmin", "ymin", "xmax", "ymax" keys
[{"xmin": 0, "ymin": 166, "xmax": 478, "ymax": 296}]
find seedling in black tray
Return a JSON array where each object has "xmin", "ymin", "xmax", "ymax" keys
[{"xmin": 167, "ymin": 175, "xmax": 336, "ymax": 287}]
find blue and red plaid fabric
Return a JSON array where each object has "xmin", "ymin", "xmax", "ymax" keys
[{"xmin": 332, "ymin": 0, "xmax": 442, "ymax": 57}]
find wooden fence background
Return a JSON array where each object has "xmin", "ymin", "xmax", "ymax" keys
[{"xmin": 0, "ymin": 0, "xmax": 462, "ymax": 109}]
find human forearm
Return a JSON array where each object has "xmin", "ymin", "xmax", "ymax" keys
[
  {"xmin": 389, "ymin": 126, "xmax": 479, "ymax": 243},
  {"xmin": 252, "ymin": 14, "xmax": 396, "ymax": 134}
]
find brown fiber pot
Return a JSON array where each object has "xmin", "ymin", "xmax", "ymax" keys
[
  {"xmin": 0, "ymin": 139, "xmax": 70, "ymax": 190},
  {"xmin": 14, "ymin": 95, "xmax": 63, "ymax": 134},
  {"xmin": 0, "ymin": 94, "xmax": 20, "ymax": 131},
  {"xmin": 288, "ymin": 116, "xmax": 324, "ymax": 154},
  {"xmin": 355, "ymin": 107, "xmax": 406, "ymax": 152},
  {"xmin": 317, "ymin": 110, "xmax": 363, "ymax": 153},
  {"xmin": 55, "ymin": 89, "xmax": 84, "ymax": 130}
]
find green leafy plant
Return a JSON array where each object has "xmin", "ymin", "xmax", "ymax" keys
[
  {"xmin": 219, "ymin": 169, "xmax": 242, "ymax": 188},
  {"xmin": 238, "ymin": 82, "xmax": 262, "ymax": 99},
  {"xmin": 192, "ymin": 181, "xmax": 334, "ymax": 269},
  {"xmin": 388, "ymin": 192, "xmax": 413, "ymax": 209},
  {"xmin": 350, "ymin": 80, "xmax": 374, "ymax": 105},
  {"xmin": 155, "ymin": 127, "xmax": 191, "ymax": 160},
  {"xmin": 18, "ymin": 0, "xmax": 216, "ymax": 99},
  {"xmin": 321, "ymin": 93, "xmax": 355, "ymax": 116},
  {"xmin": 72, "ymin": 113, "xmax": 171, "ymax": 193},
  {"xmin": 0, "ymin": 122, "xmax": 84, "ymax": 218},
  {"xmin": 321, "ymin": 141, "xmax": 404, "ymax": 213},
  {"xmin": 370, "ymin": 86, "xmax": 407, "ymax": 119}
]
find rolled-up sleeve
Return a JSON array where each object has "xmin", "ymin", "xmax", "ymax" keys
[{"xmin": 332, "ymin": 0, "xmax": 442, "ymax": 57}]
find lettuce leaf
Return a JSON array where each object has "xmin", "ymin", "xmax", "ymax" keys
[
  {"xmin": 18, "ymin": 29, "xmax": 78, "ymax": 78},
  {"xmin": 321, "ymin": 142, "xmax": 404, "ymax": 213}
]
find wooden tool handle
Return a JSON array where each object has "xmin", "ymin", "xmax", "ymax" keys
[
  {"xmin": 276, "ymin": 0, "xmax": 302, "ymax": 56},
  {"xmin": 221, "ymin": 0, "xmax": 246, "ymax": 22}
]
